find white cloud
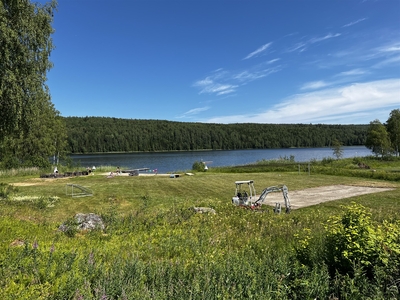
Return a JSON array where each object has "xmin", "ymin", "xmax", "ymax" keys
[
  {"xmin": 380, "ymin": 45, "xmax": 400, "ymax": 53},
  {"xmin": 310, "ymin": 33, "xmax": 341, "ymax": 43},
  {"xmin": 193, "ymin": 65, "xmax": 281, "ymax": 96},
  {"xmin": 205, "ymin": 79, "xmax": 400, "ymax": 124},
  {"xmin": 301, "ymin": 80, "xmax": 330, "ymax": 90},
  {"xmin": 287, "ymin": 33, "xmax": 341, "ymax": 53},
  {"xmin": 177, "ymin": 106, "xmax": 210, "ymax": 119},
  {"xmin": 244, "ymin": 42, "xmax": 272, "ymax": 60},
  {"xmin": 336, "ymin": 69, "xmax": 368, "ymax": 76},
  {"xmin": 193, "ymin": 77, "xmax": 237, "ymax": 95},
  {"xmin": 342, "ymin": 18, "xmax": 367, "ymax": 28},
  {"xmin": 267, "ymin": 58, "xmax": 280, "ymax": 64},
  {"xmin": 233, "ymin": 70, "xmax": 267, "ymax": 82}
]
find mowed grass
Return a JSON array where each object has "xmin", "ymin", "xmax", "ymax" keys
[{"xmin": 1, "ymin": 170, "xmax": 399, "ymax": 222}]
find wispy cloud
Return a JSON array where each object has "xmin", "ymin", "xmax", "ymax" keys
[
  {"xmin": 193, "ymin": 65, "xmax": 282, "ymax": 96},
  {"xmin": 287, "ymin": 33, "xmax": 341, "ymax": 53},
  {"xmin": 382, "ymin": 46, "xmax": 400, "ymax": 52},
  {"xmin": 244, "ymin": 42, "xmax": 272, "ymax": 60},
  {"xmin": 300, "ymin": 80, "xmax": 330, "ymax": 90},
  {"xmin": 336, "ymin": 68, "xmax": 368, "ymax": 77},
  {"xmin": 177, "ymin": 106, "xmax": 210, "ymax": 119},
  {"xmin": 267, "ymin": 58, "xmax": 280, "ymax": 64},
  {"xmin": 342, "ymin": 18, "xmax": 367, "ymax": 28},
  {"xmin": 193, "ymin": 76, "xmax": 238, "ymax": 95},
  {"xmin": 302, "ymin": 69, "xmax": 369, "ymax": 90},
  {"xmin": 310, "ymin": 33, "xmax": 341, "ymax": 43},
  {"xmin": 233, "ymin": 66, "xmax": 281, "ymax": 82},
  {"xmin": 204, "ymin": 79, "xmax": 400, "ymax": 124},
  {"xmin": 378, "ymin": 42, "xmax": 400, "ymax": 53},
  {"xmin": 373, "ymin": 55, "xmax": 400, "ymax": 68}
]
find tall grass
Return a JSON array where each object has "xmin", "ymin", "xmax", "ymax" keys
[
  {"xmin": 0, "ymin": 157, "xmax": 399, "ymax": 299},
  {"xmin": 0, "ymin": 167, "xmax": 40, "ymax": 177}
]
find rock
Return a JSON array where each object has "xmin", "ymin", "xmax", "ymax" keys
[
  {"xmin": 358, "ymin": 162, "xmax": 370, "ymax": 169},
  {"xmin": 59, "ymin": 213, "xmax": 105, "ymax": 232},
  {"xmin": 75, "ymin": 213, "xmax": 105, "ymax": 230}
]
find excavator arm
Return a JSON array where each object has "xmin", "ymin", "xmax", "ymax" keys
[{"xmin": 254, "ymin": 185, "xmax": 291, "ymax": 213}]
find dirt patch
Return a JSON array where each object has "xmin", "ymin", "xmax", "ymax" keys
[
  {"xmin": 262, "ymin": 185, "xmax": 395, "ymax": 209},
  {"xmin": 12, "ymin": 177, "xmax": 71, "ymax": 186},
  {"xmin": 12, "ymin": 182, "xmax": 39, "ymax": 187}
]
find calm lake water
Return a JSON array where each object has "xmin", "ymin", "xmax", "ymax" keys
[{"xmin": 70, "ymin": 146, "xmax": 372, "ymax": 173}]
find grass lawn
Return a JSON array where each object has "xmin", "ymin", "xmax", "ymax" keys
[{"xmin": 0, "ymin": 160, "xmax": 399, "ymax": 299}]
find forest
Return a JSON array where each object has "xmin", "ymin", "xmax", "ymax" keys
[{"xmin": 64, "ymin": 117, "xmax": 368, "ymax": 154}]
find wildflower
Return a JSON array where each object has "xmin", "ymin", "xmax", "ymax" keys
[
  {"xmin": 101, "ymin": 294, "xmax": 108, "ymax": 300},
  {"xmin": 75, "ymin": 289, "xmax": 84, "ymax": 300},
  {"xmin": 33, "ymin": 240, "xmax": 38, "ymax": 249}
]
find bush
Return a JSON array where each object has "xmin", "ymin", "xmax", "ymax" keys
[
  {"xmin": 324, "ymin": 203, "xmax": 400, "ymax": 280},
  {"xmin": 294, "ymin": 203, "xmax": 400, "ymax": 299},
  {"xmin": 0, "ymin": 183, "xmax": 18, "ymax": 199},
  {"xmin": 192, "ymin": 161, "xmax": 205, "ymax": 172},
  {"xmin": 1, "ymin": 156, "xmax": 20, "ymax": 169},
  {"xmin": 23, "ymin": 155, "xmax": 51, "ymax": 169}
]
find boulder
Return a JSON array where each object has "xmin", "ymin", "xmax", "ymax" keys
[
  {"xmin": 59, "ymin": 213, "xmax": 105, "ymax": 232},
  {"xmin": 75, "ymin": 213, "xmax": 105, "ymax": 230}
]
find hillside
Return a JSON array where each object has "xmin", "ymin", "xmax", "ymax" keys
[{"xmin": 64, "ymin": 117, "xmax": 368, "ymax": 154}]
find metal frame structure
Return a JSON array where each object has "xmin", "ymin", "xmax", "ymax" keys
[{"xmin": 65, "ymin": 184, "xmax": 93, "ymax": 198}]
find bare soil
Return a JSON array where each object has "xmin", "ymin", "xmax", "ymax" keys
[{"xmin": 262, "ymin": 185, "xmax": 395, "ymax": 209}]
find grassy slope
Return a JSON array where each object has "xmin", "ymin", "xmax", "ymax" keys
[
  {"xmin": 2, "ymin": 171, "xmax": 399, "ymax": 222},
  {"xmin": 0, "ymin": 161, "xmax": 399, "ymax": 298}
]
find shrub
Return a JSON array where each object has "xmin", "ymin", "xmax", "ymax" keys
[
  {"xmin": 0, "ymin": 183, "xmax": 18, "ymax": 199},
  {"xmin": 192, "ymin": 161, "xmax": 205, "ymax": 172},
  {"xmin": 324, "ymin": 203, "xmax": 400, "ymax": 279}
]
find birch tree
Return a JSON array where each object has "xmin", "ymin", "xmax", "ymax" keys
[{"xmin": 0, "ymin": 0, "xmax": 64, "ymax": 168}]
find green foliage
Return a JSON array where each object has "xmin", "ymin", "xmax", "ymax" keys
[
  {"xmin": 59, "ymin": 217, "xmax": 79, "ymax": 237},
  {"xmin": 324, "ymin": 203, "xmax": 400, "ymax": 279},
  {"xmin": 63, "ymin": 116, "xmax": 368, "ymax": 153},
  {"xmin": 35, "ymin": 196, "xmax": 59, "ymax": 209},
  {"xmin": 0, "ymin": 167, "xmax": 40, "ymax": 177},
  {"xmin": 2, "ymin": 194, "xmax": 59, "ymax": 209},
  {"xmin": 293, "ymin": 203, "xmax": 400, "ymax": 299},
  {"xmin": 192, "ymin": 160, "xmax": 205, "ymax": 172},
  {"xmin": 0, "ymin": 0, "xmax": 66, "ymax": 169},
  {"xmin": 366, "ymin": 119, "xmax": 391, "ymax": 158},
  {"xmin": 386, "ymin": 108, "xmax": 400, "ymax": 157},
  {"xmin": 321, "ymin": 157, "xmax": 334, "ymax": 165},
  {"xmin": 0, "ymin": 156, "xmax": 20, "ymax": 169},
  {"xmin": 0, "ymin": 182, "xmax": 18, "ymax": 199},
  {"xmin": 332, "ymin": 139, "xmax": 344, "ymax": 159},
  {"xmin": 0, "ymin": 164, "xmax": 399, "ymax": 298}
]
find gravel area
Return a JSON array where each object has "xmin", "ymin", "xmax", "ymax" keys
[{"xmin": 260, "ymin": 185, "xmax": 395, "ymax": 209}]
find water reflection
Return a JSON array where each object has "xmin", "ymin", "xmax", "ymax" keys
[{"xmin": 70, "ymin": 146, "xmax": 371, "ymax": 173}]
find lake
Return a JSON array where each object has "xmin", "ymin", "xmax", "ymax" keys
[{"xmin": 70, "ymin": 146, "xmax": 372, "ymax": 173}]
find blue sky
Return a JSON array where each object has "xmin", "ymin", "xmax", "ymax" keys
[{"xmin": 42, "ymin": 0, "xmax": 399, "ymax": 124}]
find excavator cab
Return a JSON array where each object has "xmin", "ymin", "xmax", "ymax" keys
[{"xmin": 232, "ymin": 180, "xmax": 257, "ymax": 206}]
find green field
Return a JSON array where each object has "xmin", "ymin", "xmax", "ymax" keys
[{"xmin": 0, "ymin": 158, "xmax": 399, "ymax": 299}]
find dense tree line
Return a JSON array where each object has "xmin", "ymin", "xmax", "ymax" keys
[{"xmin": 64, "ymin": 117, "xmax": 368, "ymax": 154}]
